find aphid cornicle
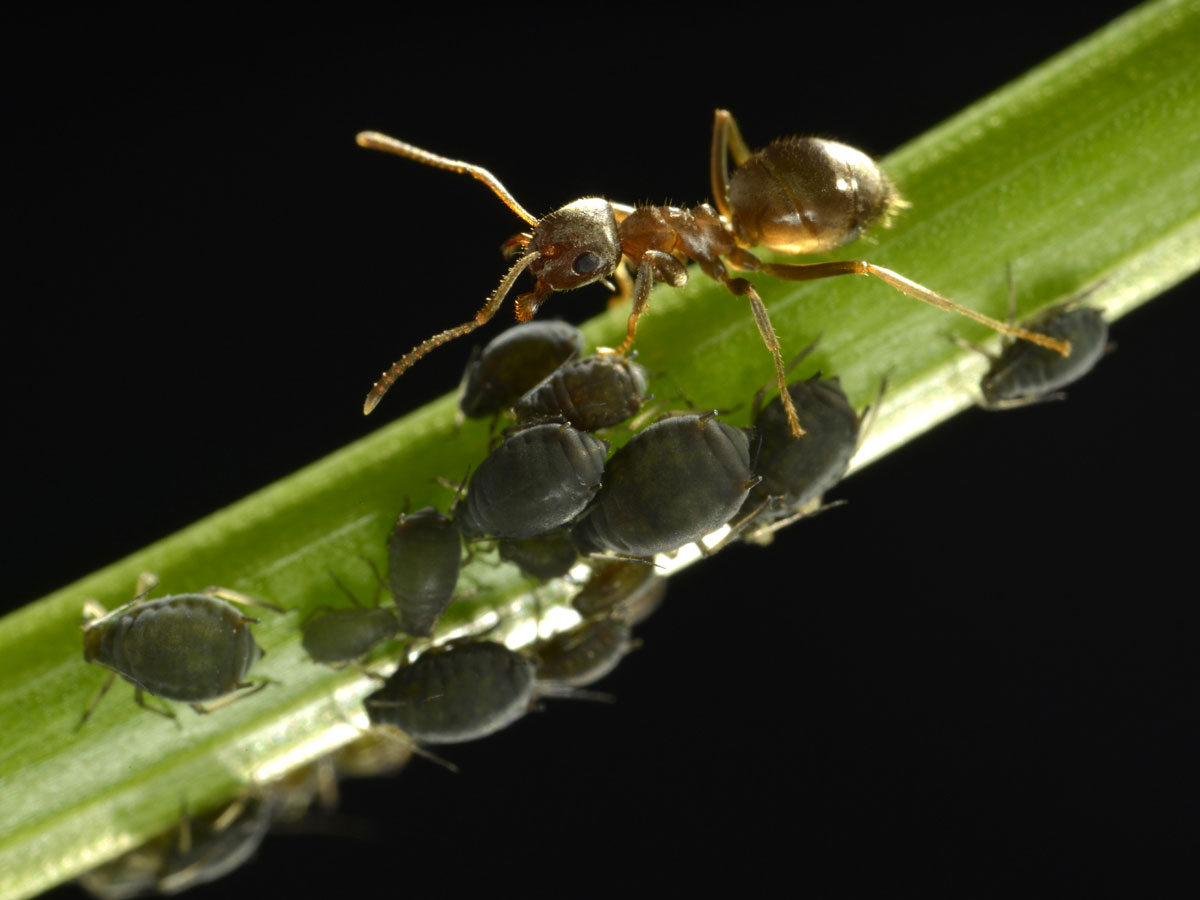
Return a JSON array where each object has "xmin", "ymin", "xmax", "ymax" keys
[
  {"xmin": 78, "ymin": 583, "xmax": 272, "ymax": 727},
  {"xmin": 356, "ymin": 110, "xmax": 1070, "ymax": 436}
]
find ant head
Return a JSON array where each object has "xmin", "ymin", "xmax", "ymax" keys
[{"xmin": 528, "ymin": 198, "xmax": 622, "ymax": 292}]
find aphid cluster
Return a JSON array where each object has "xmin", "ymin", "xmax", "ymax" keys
[{"xmin": 73, "ymin": 111, "xmax": 1114, "ymax": 898}]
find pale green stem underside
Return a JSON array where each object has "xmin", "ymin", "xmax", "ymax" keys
[{"xmin": 2, "ymin": 2, "xmax": 1198, "ymax": 898}]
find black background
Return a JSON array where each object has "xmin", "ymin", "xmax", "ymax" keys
[{"xmin": 7, "ymin": 3, "xmax": 1197, "ymax": 897}]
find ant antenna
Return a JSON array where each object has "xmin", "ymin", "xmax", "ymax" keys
[
  {"xmin": 362, "ymin": 250, "xmax": 541, "ymax": 414},
  {"xmin": 356, "ymin": 130, "xmax": 550, "ymax": 415},
  {"xmin": 355, "ymin": 131, "xmax": 539, "ymax": 227}
]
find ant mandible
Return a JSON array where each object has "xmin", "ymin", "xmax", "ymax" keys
[{"xmin": 357, "ymin": 110, "xmax": 1070, "ymax": 436}]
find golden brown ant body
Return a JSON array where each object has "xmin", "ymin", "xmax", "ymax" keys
[{"xmin": 357, "ymin": 110, "xmax": 1069, "ymax": 435}]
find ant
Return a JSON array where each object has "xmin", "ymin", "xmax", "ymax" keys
[{"xmin": 356, "ymin": 110, "xmax": 1070, "ymax": 437}]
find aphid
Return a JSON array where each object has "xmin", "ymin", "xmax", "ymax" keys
[
  {"xmin": 572, "ymin": 559, "xmax": 667, "ymax": 627},
  {"xmin": 571, "ymin": 412, "xmax": 757, "ymax": 558},
  {"xmin": 497, "ymin": 529, "xmax": 579, "ymax": 580},
  {"xmin": 301, "ymin": 578, "xmax": 401, "ymax": 667},
  {"xmin": 737, "ymin": 359, "xmax": 865, "ymax": 543},
  {"xmin": 387, "ymin": 507, "xmax": 463, "ymax": 636},
  {"xmin": 974, "ymin": 272, "xmax": 1109, "ymax": 408},
  {"xmin": 456, "ymin": 423, "xmax": 609, "ymax": 540},
  {"xmin": 513, "ymin": 352, "xmax": 650, "ymax": 431},
  {"xmin": 534, "ymin": 617, "xmax": 636, "ymax": 689},
  {"xmin": 356, "ymin": 110, "xmax": 1070, "ymax": 436},
  {"xmin": 77, "ymin": 796, "xmax": 273, "ymax": 899},
  {"xmin": 366, "ymin": 641, "xmax": 536, "ymax": 745},
  {"xmin": 458, "ymin": 320, "xmax": 585, "ymax": 419},
  {"xmin": 78, "ymin": 582, "xmax": 271, "ymax": 727}
]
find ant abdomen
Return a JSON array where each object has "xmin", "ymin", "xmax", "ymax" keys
[{"xmin": 728, "ymin": 137, "xmax": 902, "ymax": 254}]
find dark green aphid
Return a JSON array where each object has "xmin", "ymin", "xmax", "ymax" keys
[
  {"xmin": 367, "ymin": 641, "xmax": 536, "ymax": 745},
  {"xmin": 739, "ymin": 373, "xmax": 860, "ymax": 537},
  {"xmin": 459, "ymin": 320, "xmax": 585, "ymax": 418},
  {"xmin": 514, "ymin": 353, "xmax": 649, "ymax": 431},
  {"xmin": 77, "ymin": 796, "xmax": 274, "ymax": 899},
  {"xmin": 302, "ymin": 606, "xmax": 400, "ymax": 666},
  {"xmin": 497, "ymin": 529, "xmax": 579, "ymax": 579},
  {"xmin": 571, "ymin": 559, "xmax": 667, "ymax": 626},
  {"xmin": 571, "ymin": 413, "xmax": 757, "ymax": 557},
  {"xmin": 458, "ymin": 423, "xmax": 609, "ymax": 540},
  {"xmin": 387, "ymin": 507, "xmax": 463, "ymax": 637},
  {"xmin": 980, "ymin": 307, "xmax": 1108, "ymax": 408},
  {"xmin": 79, "ymin": 586, "xmax": 271, "ymax": 727},
  {"xmin": 535, "ymin": 617, "xmax": 636, "ymax": 689}
]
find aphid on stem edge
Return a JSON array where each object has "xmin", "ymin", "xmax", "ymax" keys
[{"xmin": 356, "ymin": 110, "xmax": 1070, "ymax": 436}]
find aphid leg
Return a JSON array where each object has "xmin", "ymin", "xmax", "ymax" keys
[
  {"xmin": 368, "ymin": 724, "xmax": 460, "ymax": 774},
  {"xmin": 360, "ymin": 556, "xmax": 387, "ymax": 606},
  {"xmin": 190, "ymin": 680, "xmax": 271, "ymax": 715},
  {"xmin": 328, "ymin": 570, "xmax": 364, "ymax": 608},
  {"xmin": 80, "ymin": 599, "xmax": 108, "ymax": 624},
  {"xmin": 74, "ymin": 671, "xmax": 117, "ymax": 731},
  {"xmin": 710, "ymin": 109, "xmax": 753, "ymax": 220},
  {"xmin": 134, "ymin": 688, "xmax": 181, "ymax": 726},
  {"xmin": 203, "ymin": 586, "xmax": 282, "ymax": 614},
  {"xmin": 134, "ymin": 571, "xmax": 160, "ymax": 598},
  {"xmin": 363, "ymin": 252, "xmax": 541, "ymax": 415},
  {"xmin": 753, "ymin": 257, "xmax": 1073, "ymax": 357},
  {"xmin": 979, "ymin": 391, "xmax": 1070, "ymax": 412},
  {"xmin": 853, "ymin": 371, "xmax": 891, "ymax": 456},
  {"xmin": 741, "ymin": 497, "xmax": 850, "ymax": 546},
  {"xmin": 707, "ymin": 493, "xmax": 781, "ymax": 552},
  {"xmin": 615, "ymin": 252, "xmax": 688, "ymax": 356},
  {"xmin": 725, "ymin": 276, "xmax": 806, "ymax": 437},
  {"xmin": 535, "ymin": 684, "xmax": 616, "ymax": 703},
  {"xmin": 946, "ymin": 332, "xmax": 999, "ymax": 361}
]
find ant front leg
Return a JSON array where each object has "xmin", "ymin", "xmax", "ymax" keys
[{"xmin": 616, "ymin": 252, "xmax": 688, "ymax": 356}]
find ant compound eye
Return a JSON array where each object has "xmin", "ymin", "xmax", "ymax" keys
[{"xmin": 573, "ymin": 251, "xmax": 601, "ymax": 275}]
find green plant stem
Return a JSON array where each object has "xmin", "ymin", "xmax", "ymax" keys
[{"xmin": 1, "ymin": 2, "xmax": 1198, "ymax": 897}]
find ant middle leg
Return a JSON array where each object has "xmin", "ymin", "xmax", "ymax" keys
[{"xmin": 723, "ymin": 276, "xmax": 806, "ymax": 438}]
